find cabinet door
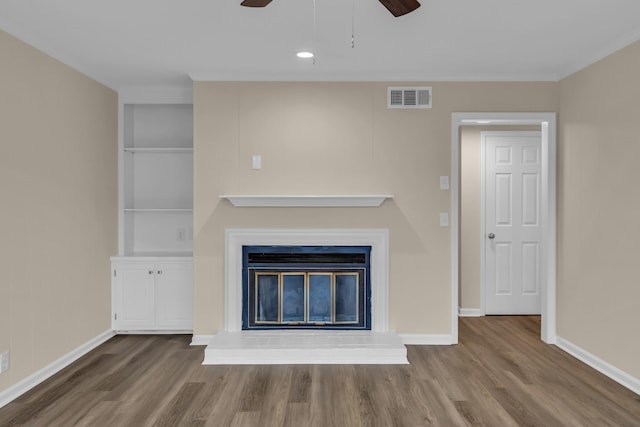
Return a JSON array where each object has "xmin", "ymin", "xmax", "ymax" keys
[
  {"xmin": 155, "ymin": 262, "xmax": 193, "ymax": 329},
  {"xmin": 113, "ymin": 262, "xmax": 156, "ymax": 330}
]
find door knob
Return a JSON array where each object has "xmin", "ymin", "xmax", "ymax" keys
[{"xmin": 488, "ymin": 233, "xmax": 495, "ymax": 239}]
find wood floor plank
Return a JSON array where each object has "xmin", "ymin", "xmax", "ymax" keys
[
  {"xmin": 178, "ymin": 380, "xmax": 225, "ymax": 423},
  {"xmin": 308, "ymin": 365, "xmax": 362, "ymax": 427},
  {"xmin": 256, "ymin": 365, "xmax": 291, "ymax": 426},
  {"xmin": 202, "ymin": 367, "xmax": 255, "ymax": 427},
  {"xmin": 153, "ymin": 382, "xmax": 205, "ymax": 427},
  {"xmin": 282, "ymin": 402, "xmax": 310, "ymax": 427},
  {"xmin": 229, "ymin": 411, "xmax": 261, "ymax": 427},
  {"xmin": 287, "ymin": 365, "xmax": 311, "ymax": 403},
  {"xmin": 353, "ymin": 365, "xmax": 388, "ymax": 426},
  {"xmin": 73, "ymin": 400, "xmax": 125, "ymax": 427},
  {"xmin": 1, "ymin": 317, "xmax": 639, "ymax": 426}
]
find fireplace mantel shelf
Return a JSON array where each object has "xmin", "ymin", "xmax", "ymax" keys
[{"xmin": 219, "ymin": 195, "xmax": 394, "ymax": 207}]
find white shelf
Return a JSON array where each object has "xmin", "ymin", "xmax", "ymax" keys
[
  {"xmin": 220, "ymin": 195, "xmax": 394, "ymax": 207},
  {"xmin": 124, "ymin": 147, "xmax": 193, "ymax": 153},
  {"xmin": 112, "ymin": 255, "xmax": 193, "ymax": 260},
  {"xmin": 124, "ymin": 209, "xmax": 193, "ymax": 212}
]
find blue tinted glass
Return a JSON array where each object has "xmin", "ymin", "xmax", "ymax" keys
[
  {"xmin": 282, "ymin": 274, "xmax": 305, "ymax": 322},
  {"xmin": 309, "ymin": 274, "xmax": 332, "ymax": 322},
  {"xmin": 335, "ymin": 274, "xmax": 358, "ymax": 323},
  {"xmin": 256, "ymin": 274, "xmax": 279, "ymax": 322}
]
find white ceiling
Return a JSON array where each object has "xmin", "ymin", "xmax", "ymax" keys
[{"xmin": 1, "ymin": 0, "xmax": 640, "ymax": 90}]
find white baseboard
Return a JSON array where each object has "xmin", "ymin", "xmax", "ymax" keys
[
  {"xmin": 556, "ymin": 336, "xmax": 640, "ymax": 396},
  {"xmin": 458, "ymin": 308, "xmax": 482, "ymax": 317},
  {"xmin": 114, "ymin": 330, "xmax": 192, "ymax": 335},
  {"xmin": 0, "ymin": 329, "xmax": 116, "ymax": 409},
  {"xmin": 190, "ymin": 335, "xmax": 214, "ymax": 346},
  {"xmin": 399, "ymin": 334, "xmax": 455, "ymax": 345}
]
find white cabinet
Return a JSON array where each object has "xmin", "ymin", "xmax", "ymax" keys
[
  {"xmin": 155, "ymin": 261, "xmax": 194, "ymax": 329},
  {"xmin": 112, "ymin": 258, "xmax": 193, "ymax": 331},
  {"xmin": 112, "ymin": 261, "xmax": 156, "ymax": 329}
]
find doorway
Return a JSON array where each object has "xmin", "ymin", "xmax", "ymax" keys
[{"xmin": 450, "ymin": 113, "xmax": 556, "ymax": 344}]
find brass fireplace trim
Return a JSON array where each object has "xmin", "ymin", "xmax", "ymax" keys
[{"xmin": 253, "ymin": 271, "xmax": 360, "ymax": 326}]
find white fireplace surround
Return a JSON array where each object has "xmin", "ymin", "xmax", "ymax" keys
[
  {"xmin": 203, "ymin": 228, "xmax": 407, "ymax": 364},
  {"xmin": 224, "ymin": 228, "xmax": 390, "ymax": 333}
]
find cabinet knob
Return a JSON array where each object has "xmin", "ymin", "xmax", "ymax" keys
[
  {"xmin": 148, "ymin": 271, "xmax": 153, "ymax": 275},
  {"xmin": 157, "ymin": 270, "xmax": 163, "ymax": 275}
]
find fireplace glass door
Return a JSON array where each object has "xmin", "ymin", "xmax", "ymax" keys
[
  {"xmin": 243, "ymin": 246, "xmax": 371, "ymax": 330},
  {"xmin": 254, "ymin": 271, "xmax": 360, "ymax": 326}
]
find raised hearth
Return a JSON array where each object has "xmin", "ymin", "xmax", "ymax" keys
[{"xmin": 204, "ymin": 330, "xmax": 408, "ymax": 364}]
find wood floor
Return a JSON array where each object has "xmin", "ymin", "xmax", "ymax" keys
[{"xmin": 1, "ymin": 316, "xmax": 639, "ymax": 426}]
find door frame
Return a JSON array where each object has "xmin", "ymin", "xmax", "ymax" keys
[
  {"xmin": 481, "ymin": 130, "xmax": 542, "ymax": 316},
  {"xmin": 451, "ymin": 112, "xmax": 557, "ymax": 344}
]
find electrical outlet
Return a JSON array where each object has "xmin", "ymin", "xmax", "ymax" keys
[
  {"xmin": 177, "ymin": 227, "xmax": 186, "ymax": 241},
  {"xmin": 0, "ymin": 351, "xmax": 9, "ymax": 373}
]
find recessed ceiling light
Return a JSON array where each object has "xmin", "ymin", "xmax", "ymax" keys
[{"xmin": 296, "ymin": 51, "xmax": 314, "ymax": 59}]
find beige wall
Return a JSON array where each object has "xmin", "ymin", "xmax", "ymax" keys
[
  {"xmin": 460, "ymin": 127, "xmax": 483, "ymax": 309},
  {"xmin": 558, "ymin": 40, "xmax": 640, "ymax": 379},
  {"xmin": 193, "ymin": 81, "xmax": 558, "ymax": 336},
  {"xmin": 0, "ymin": 30, "xmax": 117, "ymax": 393}
]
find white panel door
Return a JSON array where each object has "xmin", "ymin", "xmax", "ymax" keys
[
  {"xmin": 156, "ymin": 262, "xmax": 194, "ymax": 329},
  {"xmin": 484, "ymin": 132, "xmax": 541, "ymax": 314}
]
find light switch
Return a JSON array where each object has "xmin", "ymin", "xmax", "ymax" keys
[
  {"xmin": 440, "ymin": 176, "xmax": 449, "ymax": 190},
  {"xmin": 439, "ymin": 212, "xmax": 449, "ymax": 227},
  {"xmin": 252, "ymin": 155, "xmax": 262, "ymax": 170}
]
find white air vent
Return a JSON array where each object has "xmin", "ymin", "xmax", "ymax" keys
[{"xmin": 387, "ymin": 87, "xmax": 432, "ymax": 109}]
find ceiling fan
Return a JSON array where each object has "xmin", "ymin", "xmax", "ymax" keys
[{"xmin": 240, "ymin": 0, "xmax": 421, "ymax": 17}]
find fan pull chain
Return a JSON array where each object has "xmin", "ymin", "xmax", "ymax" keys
[
  {"xmin": 351, "ymin": 0, "xmax": 356, "ymax": 48},
  {"xmin": 313, "ymin": 0, "xmax": 317, "ymax": 64}
]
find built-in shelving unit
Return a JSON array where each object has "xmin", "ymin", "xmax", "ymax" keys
[
  {"xmin": 113, "ymin": 90, "xmax": 194, "ymax": 333},
  {"xmin": 121, "ymin": 103, "xmax": 193, "ymax": 256}
]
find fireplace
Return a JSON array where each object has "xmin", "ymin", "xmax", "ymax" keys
[
  {"xmin": 222, "ymin": 228, "xmax": 390, "ymax": 333},
  {"xmin": 202, "ymin": 228, "xmax": 407, "ymax": 364},
  {"xmin": 242, "ymin": 245, "xmax": 371, "ymax": 330}
]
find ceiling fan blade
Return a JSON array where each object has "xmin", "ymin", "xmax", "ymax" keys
[
  {"xmin": 241, "ymin": 0, "xmax": 272, "ymax": 7},
  {"xmin": 378, "ymin": 0, "xmax": 421, "ymax": 17}
]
